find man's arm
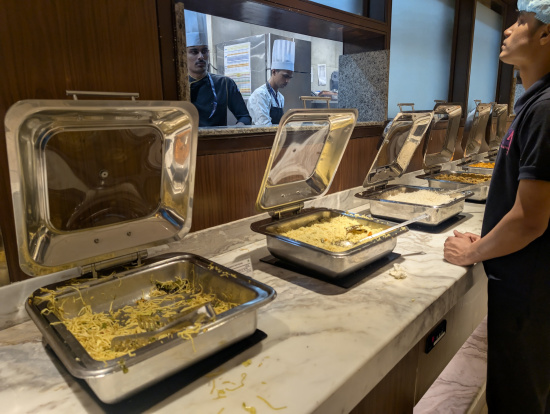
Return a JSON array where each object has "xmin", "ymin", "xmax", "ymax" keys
[
  {"xmin": 247, "ymin": 89, "xmax": 272, "ymax": 126},
  {"xmin": 444, "ymin": 179, "xmax": 550, "ymax": 265},
  {"xmin": 226, "ymin": 79, "xmax": 252, "ymax": 125}
]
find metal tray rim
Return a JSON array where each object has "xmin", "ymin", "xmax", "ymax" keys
[
  {"xmin": 252, "ymin": 208, "xmax": 407, "ymax": 257},
  {"xmin": 357, "ymin": 185, "xmax": 469, "ymax": 208},
  {"xmin": 25, "ymin": 253, "xmax": 276, "ymax": 379}
]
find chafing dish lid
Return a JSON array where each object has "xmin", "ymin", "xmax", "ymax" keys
[
  {"xmin": 422, "ymin": 102, "xmax": 462, "ymax": 170},
  {"xmin": 4, "ymin": 99, "xmax": 199, "ymax": 276},
  {"xmin": 362, "ymin": 106, "xmax": 433, "ymax": 187},
  {"xmin": 462, "ymin": 101, "xmax": 493, "ymax": 158},
  {"xmin": 486, "ymin": 103, "xmax": 508, "ymax": 150},
  {"xmin": 255, "ymin": 108, "xmax": 358, "ymax": 213}
]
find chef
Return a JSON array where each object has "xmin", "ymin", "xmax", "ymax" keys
[
  {"xmin": 247, "ymin": 39, "xmax": 295, "ymax": 125},
  {"xmin": 185, "ymin": 11, "xmax": 252, "ymax": 127}
]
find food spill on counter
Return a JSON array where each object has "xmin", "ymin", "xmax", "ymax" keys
[
  {"xmin": 208, "ymin": 355, "xmax": 287, "ymax": 412},
  {"xmin": 389, "ymin": 263, "xmax": 407, "ymax": 279}
]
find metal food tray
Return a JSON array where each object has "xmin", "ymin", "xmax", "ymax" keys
[
  {"xmin": 418, "ymin": 170, "xmax": 491, "ymax": 201},
  {"xmin": 251, "ymin": 208, "xmax": 407, "ymax": 278},
  {"xmin": 25, "ymin": 253, "xmax": 276, "ymax": 404},
  {"xmin": 358, "ymin": 185, "xmax": 471, "ymax": 226},
  {"xmin": 460, "ymin": 161, "xmax": 494, "ymax": 175}
]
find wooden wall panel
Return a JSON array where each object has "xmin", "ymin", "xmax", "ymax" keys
[
  {"xmin": 350, "ymin": 344, "xmax": 419, "ymax": 414},
  {"xmin": 191, "ymin": 149, "xmax": 271, "ymax": 231},
  {"xmin": 0, "ymin": 0, "xmax": 164, "ymax": 282}
]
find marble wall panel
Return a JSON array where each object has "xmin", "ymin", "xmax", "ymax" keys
[{"xmin": 339, "ymin": 50, "xmax": 389, "ymax": 122}]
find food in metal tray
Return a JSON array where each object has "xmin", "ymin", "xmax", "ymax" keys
[
  {"xmin": 434, "ymin": 173, "xmax": 491, "ymax": 184},
  {"xmin": 36, "ymin": 277, "xmax": 237, "ymax": 361},
  {"xmin": 276, "ymin": 215, "xmax": 387, "ymax": 252},
  {"xmin": 384, "ymin": 189, "xmax": 460, "ymax": 206},
  {"xmin": 468, "ymin": 161, "xmax": 495, "ymax": 168}
]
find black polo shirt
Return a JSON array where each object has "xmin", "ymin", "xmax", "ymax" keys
[
  {"xmin": 481, "ymin": 72, "xmax": 550, "ymax": 293},
  {"xmin": 189, "ymin": 73, "xmax": 252, "ymax": 127}
]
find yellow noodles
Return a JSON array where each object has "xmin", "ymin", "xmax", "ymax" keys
[
  {"xmin": 40, "ymin": 277, "xmax": 238, "ymax": 361},
  {"xmin": 277, "ymin": 216, "xmax": 387, "ymax": 252}
]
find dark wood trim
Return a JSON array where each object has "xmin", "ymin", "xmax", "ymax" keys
[
  {"xmin": 449, "ymin": 0, "xmax": 477, "ymax": 114},
  {"xmin": 197, "ymin": 124, "xmax": 385, "ymax": 155},
  {"xmin": 178, "ymin": 0, "xmax": 390, "ymax": 43},
  {"xmin": 262, "ymin": 0, "xmax": 389, "ymax": 31},
  {"xmin": 384, "ymin": 0, "xmax": 392, "ymax": 49},
  {"xmin": 155, "ymin": 0, "xmax": 179, "ymax": 101},
  {"xmin": 496, "ymin": 2, "xmax": 517, "ymax": 105}
]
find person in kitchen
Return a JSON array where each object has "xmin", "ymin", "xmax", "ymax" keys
[
  {"xmin": 443, "ymin": 1, "xmax": 550, "ymax": 412},
  {"xmin": 247, "ymin": 39, "xmax": 295, "ymax": 125},
  {"xmin": 185, "ymin": 10, "xmax": 252, "ymax": 127}
]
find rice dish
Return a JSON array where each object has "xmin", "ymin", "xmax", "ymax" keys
[
  {"xmin": 384, "ymin": 189, "xmax": 459, "ymax": 206},
  {"xmin": 277, "ymin": 215, "xmax": 388, "ymax": 252},
  {"xmin": 468, "ymin": 161, "xmax": 494, "ymax": 168},
  {"xmin": 434, "ymin": 173, "xmax": 490, "ymax": 184}
]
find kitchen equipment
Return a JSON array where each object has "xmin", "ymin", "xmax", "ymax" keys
[
  {"xmin": 250, "ymin": 108, "xmax": 407, "ymax": 278},
  {"xmin": 215, "ymin": 33, "xmax": 312, "ymax": 123},
  {"xmin": 356, "ymin": 102, "xmax": 471, "ymax": 225},
  {"xmin": 334, "ymin": 213, "xmax": 429, "ymax": 248},
  {"xmin": 5, "ymin": 95, "xmax": 275, "ymax": 403},
  {"xmin": 417, "ymin": 101, "xmax": 493, "ymax": 201},
  {"xmin": 461, "ymin": 103, "xmax": 508, "ymax": 172}
]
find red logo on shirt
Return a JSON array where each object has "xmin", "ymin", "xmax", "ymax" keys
[{"xmin": 501, "ymin": 129, "xmax": 514, "ymax": 155}]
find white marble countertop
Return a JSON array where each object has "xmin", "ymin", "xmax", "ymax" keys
[{"xmin": 0, "ymin": 171, "xmax": 487, "ymax": 414}]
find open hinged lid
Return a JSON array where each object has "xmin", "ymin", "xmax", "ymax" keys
[
  {"xmin": 421, "ymin": 102, "xmax": 463, "ymax": 174},
  {"xmin": 4, "ymin": 95, "xmax": 198, "ymax": 277},
  {"xmin": 461, "ymin": 100, "xmax": 493, "ymax": 160},
  {"xmin": 486, "ymin": 103, "xmax": 508, "ymax": 153},
  {"xmin": 362, "ymin": 103, "xmax": 434, "ymax": 190},
  {"xmin": 255, "ymin": 108, "xmax": 358, "ymax": 216}
]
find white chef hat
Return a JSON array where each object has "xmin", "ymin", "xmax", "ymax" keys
[
  {"xmin": 518, "ymin": 0, "xmax": 550, "ymax": 24},
  {"xmin": 185, "ymin": 10, "xmax": 208, "ymax": 47},
  {"xmin": 272, "ymin": 39, "xmax": 295, "ymax": 71}
]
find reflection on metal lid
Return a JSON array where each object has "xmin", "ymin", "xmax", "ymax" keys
[
  {"xmin": 422, "ymin": 102, "xmax": 462, "ymax": 170},
  {"xmin": 486, "ymin": 103, "xmax": 508, "ymax": 150},
  {"xmin": 363, "ymin": 107, "xmax": 433, "ymax": 187},
  {"xmin": 255, "ymin": 108, "xmax": 358, "ymax": 213},
  {"xmin": 5, "ymin": 99, "xmax": 199, "ymax": 276},
  {"xmin": 463, "ymin": 101, "xmax": 493, "ymax": 158}
]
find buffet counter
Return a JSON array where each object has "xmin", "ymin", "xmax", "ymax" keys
[{"xmin": 0, "ymin": 168, "xmax": 488, "ymax": 414}]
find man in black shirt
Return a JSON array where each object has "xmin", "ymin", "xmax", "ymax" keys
[
  {"xmin": 444, "ymin": 2, "xmax": 550, "ymax": 412},
  {"xmin": 185, "ymin": 11, "xmax": 252, "ymax": 127}
]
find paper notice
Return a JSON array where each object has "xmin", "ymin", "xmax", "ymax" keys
[
  {"xmin": 318, "ymin": 64, "xmax": 326, "ymax": 86},
  {"xmin": 224, "ymin": 42, "xmax": 252, "ymax": 98},
  {"xmin": 227, "ymin": 258, "xmax": 254, "ymax": 277}
]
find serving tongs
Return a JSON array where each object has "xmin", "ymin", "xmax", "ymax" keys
[
  {"xmin": 334, "ymin": 213, "xmax": 429, "ymax": 248},
  {"xmin": 111, "ymin": 302, "xmax": 216, "ymax": 352}
]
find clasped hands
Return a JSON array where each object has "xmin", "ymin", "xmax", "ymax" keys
[{"xmin": 443, "ymin": 230, "xmax": 480, "ymax": 266}]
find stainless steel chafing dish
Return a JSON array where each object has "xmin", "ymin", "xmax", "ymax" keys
[
  {"xmin": 356, "ymin": 102, "xmax": 470, "ymax": 225},
  {"xmin": 4, "ymin": 95, "xmax": 275, "ymax": 403},
  {"xmin": 418, "ymin": 101, "xmax": 493, "ymax": 201},
  {"xmin": 461, "ymin": 103, "xmax": 508, "ymax": 173},
  {"xmin": 250, "ymin": 109, "xmax": 407, "ymax": 278}
]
